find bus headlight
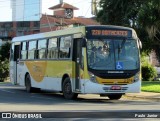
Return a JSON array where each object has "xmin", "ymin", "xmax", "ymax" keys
[
  {"xmin": 134, "ymin": 72, "xmax": 140, "ymax": 82},
  {"xmin": 89, "ymin": 72, "xmax": 97, "ymax": 83}
]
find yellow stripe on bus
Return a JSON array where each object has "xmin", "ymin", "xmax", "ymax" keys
[
  {"xmin": 25, "ymin": 61, "xmax": 47, "ymax": 82},
  {"xmin": 25, "ymin": 61, "xmax": 75, "ymax": 82}
]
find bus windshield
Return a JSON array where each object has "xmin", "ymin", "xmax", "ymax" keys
[{"xmin": 87, "ymin": 38, "xmax": 139, "ymax": 70}]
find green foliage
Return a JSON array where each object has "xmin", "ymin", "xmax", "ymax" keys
[
  {"xmin": 0, "ymin": 42, "xmax": 11, "ymax": 61},
  {"xmin": 141, "ymin": 52, "xmax": 149, "ymax": 64},
  {"xmin": 97, "ymin": 0, "xmax": 142, "ymax": 27},
  {"xmin": 141, "ymin": 53, "xmax": 157, "ymax": 81},
  {"xmin": 142, "ymin": 63, "xmax": 157, "ymax": 81},
  {"xmin": 137, "ymin": 0, "xmax": 160, "ymax": 59},
  {"xmin": 0, "ymin": 59, "xmax": 9, "ymax": 82},
  {"xmin": 97, "ymin": 0, "xmax": 160, "ymax": 59},
  {"xmin": 0, "ymin": 42, "xmax": 11, "ymax": 82}
]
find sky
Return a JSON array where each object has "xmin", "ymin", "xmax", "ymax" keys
[
  {"xmin": 0, "ymin": 0, "xmax": 93, "ymax": 22},
  {"xmin": 0, "ymin": 0, "xmax": 12, "ymax": 21}
]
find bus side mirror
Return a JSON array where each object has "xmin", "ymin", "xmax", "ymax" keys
[{"xmin": 138, "ymin": 38, "xmax": 142, "ymax": 49}]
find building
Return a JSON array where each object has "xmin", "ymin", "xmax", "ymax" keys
[
  {"xmin": 0, "ymin": 1, "xmax": 99, "ymax": 41},
  {"xmin": 0, "ymin": 21, "xmax": 40, "ymax": 40},
  {"xmin": 0, "ymin": 0, "xmax": 42, "ymax": 42},
  {"xmin": 40, "ymin": 2, "xmax": 100, "ymax": 32},
  {"xmin": 11, "ymin": 0, "xmax": 42, "ymax": 21}
]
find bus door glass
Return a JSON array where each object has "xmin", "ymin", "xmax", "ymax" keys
[
  {"xmin": 14, "ymin": 43, "xmax": 20, "ymax": 84},
  {"xmin": 10, "ymin": 43, "xmax": 16, "ymax": 84},
  {"xmin": 74, "ymin": 39, "xmax": 83, "ymax": 91}
]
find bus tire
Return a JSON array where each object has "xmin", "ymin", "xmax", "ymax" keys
[
  {"xmin": 62, "ymin": 77, "xmax": 78, "ymax": 100},
  {"xmin": 108, "ymin": 94, "xmax": 122, "ymax": 100},
  {"xmin": 25, "ymin": 74, "xmax": 34, "ymax": 93}
]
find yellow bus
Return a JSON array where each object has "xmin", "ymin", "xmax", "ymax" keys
[{"xmin": 10, "ymin": 25, "xmax": 142, "ymax": 100}]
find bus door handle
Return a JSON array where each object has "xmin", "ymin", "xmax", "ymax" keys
[
  {"xmin": 17, "ymin": 58, "xmax": 20, "ymax": 64},
  {"xmin": 77, "ymin": 58, "xmax": 80, "ymax": 63}
]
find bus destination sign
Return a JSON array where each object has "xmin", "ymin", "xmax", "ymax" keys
[{"xmin": 91, "ymin": 30, "xmax": 128, "ymax": 37}]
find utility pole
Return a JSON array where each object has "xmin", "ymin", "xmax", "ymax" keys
[{"xmin": 91, "ymin": 0, "xmax": 99, "ymax": 15}]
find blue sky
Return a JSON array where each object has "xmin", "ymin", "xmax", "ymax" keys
[{"xmin": 0, "ymin": 0, "xmax": 92, "ymax": 21}]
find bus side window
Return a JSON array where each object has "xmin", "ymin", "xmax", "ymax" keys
[
  {"xmin": 47, "ymin": 38, "xmax": 58, "ymax": 59},
  {"xmin": 59, "ymin": 36, "xmax": 72, "ymax": 59},
  {"xmin": 28, "ymin": 41, "xmax": 36, "ymax": 59},
  {"xmin": 10, "ymin": 44, "xmax": 14, "ymax": 61},
  {"xmin": 20, "ymin": 42, "xmax": 27, "ymax": 60},
  {"xmin": 37, "ymin": 39, "xmax": 47, "ymax": 59}
]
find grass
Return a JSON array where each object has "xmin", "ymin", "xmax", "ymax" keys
[{"xmin": 141, "ymin": 81, "xmax": 160, "ymax": 93}]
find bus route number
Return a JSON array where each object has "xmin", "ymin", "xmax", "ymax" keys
[{"xmin": 92, "ymin": 30, "xmax": 101, "ymax": 35}]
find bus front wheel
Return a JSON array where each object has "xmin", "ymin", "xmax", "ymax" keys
[
  {"xmin": 25, "ymin": 74, "xmax": 34, "ymax": 93},
  {"xmin": 107, "ymin": 94, "xmax": 122, "ymax": 100},
  {"xmin": 62, "ymin": 77, "xmax": 78, "ymax": 100}
]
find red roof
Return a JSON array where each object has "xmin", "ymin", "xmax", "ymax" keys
[
  {"xmin": 41, "ymin": 14, "xmax": 100, "ymax": 26},
  {"xmin": 49, "ymin": 2, "xmax": 79, "ymax": 10},
  {"xmin": 72, "ymin": 17, "xmax": 100, "ymax": 25}
]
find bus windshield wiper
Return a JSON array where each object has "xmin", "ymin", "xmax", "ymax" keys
[{"xmin": 118, "ymin": 39, "xmax": 126, "ymax": 59}]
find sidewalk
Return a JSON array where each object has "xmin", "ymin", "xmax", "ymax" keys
[{"xmin": 125, "ymin": 92, "xmax": 160, "ymax": 101}]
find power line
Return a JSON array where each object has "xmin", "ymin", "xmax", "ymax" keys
[{"xmin": 84, "ymin": 5, "xmax": 91, "ymax": 17}]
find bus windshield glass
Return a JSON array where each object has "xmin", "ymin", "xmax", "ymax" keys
[{"xmin": 87, "ymin": 39, "xmax": 139, "ymax": 70}]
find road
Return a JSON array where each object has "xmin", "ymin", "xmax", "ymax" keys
[{"xmin": 0, "ymin": 82, "xmax": 160, "ymax": 120}]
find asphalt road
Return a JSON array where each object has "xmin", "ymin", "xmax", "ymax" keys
[{"xmin": 0, "ymin": 83, "xmax": 160, "ymax": 120}]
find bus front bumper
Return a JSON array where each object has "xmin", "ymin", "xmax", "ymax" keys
[{"xmin": 81, "ymin": 79, "xmax": 141, "ymax": 94}]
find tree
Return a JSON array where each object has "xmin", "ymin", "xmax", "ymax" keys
[
  {"xmin": 137, "ymin": 0, "xmax": 160, "ymax": 60},
  {"xmin": 0, "ymin": 59, "xmax": 9, "ymax": 82},
  {"xmin": 97, "ymin": 0, "xmax": 160, "ymax": 59},
  {"xmin": 97, "ymin": 0, "xmax": 143, "ymax": 27},
  {"xmin": 0, "ymin": 42, "xmax": 11, "ymax": 81},
  {"xmin": 0, "ymin": 42, "xmax": 11, "ymax": 61}
]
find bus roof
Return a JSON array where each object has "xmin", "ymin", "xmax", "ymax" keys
[
  {"xmin": 12, "ymin": 25, "xmax": 138, "ymax": 43},
  {"xmin": 12, "ymin": 26, "xmax": 86, "ymax": 43}
]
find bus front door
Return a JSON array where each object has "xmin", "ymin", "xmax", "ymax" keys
[
  {"xmin": 74, "ymin": 39, "xmax": 82, "ymax": 92},
  {"xmin": 11, "ymin": 44, "xmax": 20, "ymax": 84}
]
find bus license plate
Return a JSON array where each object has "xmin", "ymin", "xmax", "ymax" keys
[{"xmin": 111, "ymin": 86, "xmax": 121, "ymax": 90}]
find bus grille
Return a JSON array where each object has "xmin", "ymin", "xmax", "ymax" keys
[
  {"xmin": 102, "ymin": 82, "xmax": 130, "ymax": 85},
  {"xmin": 103, "ymin": 87, "xmax": 128, "ymax": 92}
]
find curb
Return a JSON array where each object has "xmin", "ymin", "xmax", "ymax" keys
[{"xmin": 124, "ymin": 95, "xmax": 160, "ymax": 101}]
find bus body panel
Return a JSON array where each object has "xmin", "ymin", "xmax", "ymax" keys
[
  {"xmin": 17, "ymin": 60, "xmax": 76, "ymax": 91},
  {"xmin": 10, "ymin": 25, "xmax": 141, "ymax": 99},
  {"xmin": 16, "ymin": 59, "xmax": 141, "ymax": 94},
  {"xmin": 10, "ymin": 61, "xmax": 17, "ymax": 84}
]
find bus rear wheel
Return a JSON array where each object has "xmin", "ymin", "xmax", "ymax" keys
[
  {"xmin": 62, "ymin": 77, "xmax": 78, "ymax": 100},
  {"xmin": 25, "ymin": 74, "xmax": 34, "ymax": 93},
  {"xmin": 108, "ymin": 94, "xmax": 122, "ymax": 100}
]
